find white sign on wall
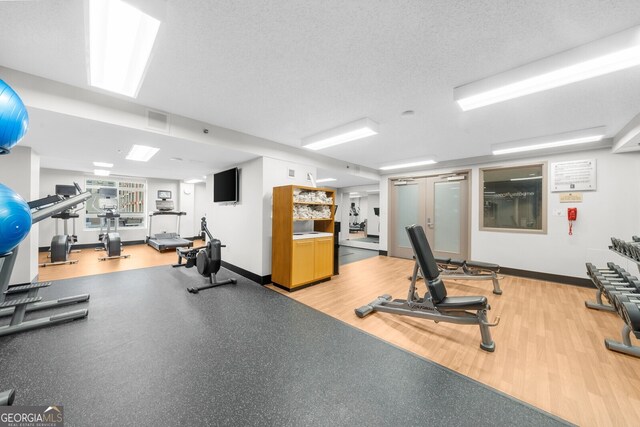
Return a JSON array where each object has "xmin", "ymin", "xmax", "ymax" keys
[{"xmin": 550, "ymin": 159, "xmax": 597, "ymax": 192}]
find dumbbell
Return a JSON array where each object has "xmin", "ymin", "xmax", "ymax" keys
[
  {"xmin": 620, "ymin": 302, "xmax": 640, "ymax": 338},
  {"xmin": 586, "ymin": 262, "xmax": 626, "ymax": 277}
]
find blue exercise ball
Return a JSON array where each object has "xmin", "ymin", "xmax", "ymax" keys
[
  {"xmin": 0, "ymin": 80, "xmax": 29, "ymax": 155},
  {"xmin": 0, "ymin": 183, "xmax": 32, "ymax": 255}
]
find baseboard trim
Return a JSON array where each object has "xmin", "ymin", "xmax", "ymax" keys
[
  {"xmin": 500, "ymin": 266, "xmax": 593, "ymax": 288},
  {"xmin": 220, "ymin": 261, "xmax": 270, "ymax": 285},
  {"xmin": 270, "ymin": 277, "xmax": 331, "ymax": 292},
  {"xmin": 39, "ymin": 240, "xmax": 147, "ymax": 252},
  {"xmin": 378, "ymin": 250, "xmax": 388, "ymax": 256}
]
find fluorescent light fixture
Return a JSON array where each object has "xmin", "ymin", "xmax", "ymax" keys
[
  {"xmin": 94, "ymin": 169, "xmax": 110, "ymax": 176},
  {"xmin": 93, "ymin": 161, "xmax": 113, "ymax": 168},
  {"xmin": 89, "ymin": 0, "xmax": 161, "ymax": 97},
  {"xmin": 366, "ymin": 190, "xmax": 380, "ymax": 193},
  {"xmin": 349, "ymin": 192, "xmax": 360, "ymax": 195},
  {"xmin": 125, "ymin": 144, "xmax": 159, "ymax": 162},
  {"xmin": 510, "ymin": 176, "xmax": 542, "ymax": 181},
  {"xmin": 454, "ymin": 25, "xmax": 640, "ymax": 111},
  {"xmin": 492, "ymin": 127, "xmax": 605, "ymax": 155},
  {"xmin": 302, "ymin": 118, "xmax": 378, "ymax": 150},
  {"xmin": 379, "ymin": 159, "xmax": 437, "ymax": 171},
  {"xmin": 184, "ymin": 179, "xmax": 204, "ymax": 184},
  {"xmin": 315, "ymin": 178, "xmax": 337, "ymax": 183}
]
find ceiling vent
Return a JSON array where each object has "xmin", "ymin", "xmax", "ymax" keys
[{"xmin": 146, "ymin": 109, "xmax": 170, "ymax": 133}]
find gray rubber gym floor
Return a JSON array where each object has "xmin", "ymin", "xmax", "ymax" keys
[{"xmin": 0, "ymin": 267, "xmax": 571, "ymax": 426}]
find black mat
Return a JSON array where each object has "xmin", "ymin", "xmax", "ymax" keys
[{"xmin": 0, "ymin": 267, "xmax": 570, "ymax": 426}]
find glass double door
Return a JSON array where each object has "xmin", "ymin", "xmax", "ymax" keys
[{"xmin": 389, "ymin": 174, "xmax": 469, "ymax": 260}]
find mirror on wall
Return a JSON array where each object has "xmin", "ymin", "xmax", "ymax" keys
[{"xmin": 339, "ymin": 185, "xmax": 380, "ymax": 250}]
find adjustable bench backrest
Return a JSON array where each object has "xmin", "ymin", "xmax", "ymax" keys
[{"xmin": 406, "ymin": 224, "xmax": 448, "ymax": 303}]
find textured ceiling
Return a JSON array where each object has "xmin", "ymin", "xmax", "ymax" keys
[
  {"xmin": 1, "ymin": 0, "xmax": 640, "ymax": 172},
  {"xmin": 23, "ymin": 108, "xmax": 257, "ymax": 181}
]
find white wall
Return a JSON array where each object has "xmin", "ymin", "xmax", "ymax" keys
[
  {"xmin": 193, "ymin": 182, "xmax": 207, "ymax": 236},
  {"xmin": 38, "ymin": 168, "xmax": 183, "ymax": 246},
  {"xmin": 0, "ymin": 146, "xmax": 39, "ymax": 285},
  {"xmin": 178, "ymin": 182, "xmax": 195, "ymax": 237},
  {"xmin": 205, "ymin": 158, "xmax": 264, "ymax": 276},
  {"xmin": 203, "ymin": 156, "xmax": 318, "ymax": 278},
  {"xmin": 262, "ymin": 157, "xmax": 317, "ymax": 275},
  {"xmin": 380, "ymin": 148, "xmax": 640, "ymax": 278}
]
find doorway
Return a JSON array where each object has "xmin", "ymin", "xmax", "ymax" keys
[{"xmin": 388, "ymin": 172, "xmax": 470, "ymax": 260}]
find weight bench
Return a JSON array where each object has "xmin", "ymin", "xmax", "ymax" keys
[
  {"xmin": 435, "ymin": 257, "xmax": 502, "ymax": 295},
  {"xmin": 356, "ymin": 224, "xmax": 500, "ymax": 352}
]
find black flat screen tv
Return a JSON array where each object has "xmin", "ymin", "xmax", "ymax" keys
[{"xmin": 214, "ymin": 167, "xmax": 239, "ymax": 202}]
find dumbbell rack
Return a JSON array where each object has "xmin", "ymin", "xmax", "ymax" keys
[
  {"xmin": 609, "ymin": 247, "xmax": 640, "ymax": 273},
  {"xmin": 586, "ymin": 238, "xmax": 640, "ymax": 358}
]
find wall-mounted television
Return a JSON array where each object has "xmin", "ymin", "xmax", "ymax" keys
[{"xmin": 214, "ymin": 167, "xmax": 239, "ymax": 203}]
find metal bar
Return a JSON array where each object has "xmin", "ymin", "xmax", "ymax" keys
[
  {"xmin": 0, "ymin": 251, "xmax": 19, "ymax": 303},
  {"xmin": 374, "ymin": 302, "xmax": 481, "ymax": 325},
  {"xmin": 0, "ymin": 293, "xmax": 89, "ymax": 318},
  {"xmin": 31, "ymin": 191, "xmax": 91, "ymax": 224}
]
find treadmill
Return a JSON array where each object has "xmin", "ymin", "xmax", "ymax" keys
[{"xmin": 146, "ymin": 190, "xmax": 193, "ymax": 252}]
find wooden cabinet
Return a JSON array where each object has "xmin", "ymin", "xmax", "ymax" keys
[
  {"xmin": 292, "ymin": 239, "xmax": 315, "ymax": 285},
  {"xmin": 271, "ymin": 185, "xmax": 336, "ymax": 291},
  {"xmin": 313, "ymin": 237, "xmax": 333, "ymax": 279}
]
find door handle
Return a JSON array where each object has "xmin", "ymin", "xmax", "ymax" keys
[{"xmin": 426, "ymin": 218, "xmax": 434, "ymax": 229}]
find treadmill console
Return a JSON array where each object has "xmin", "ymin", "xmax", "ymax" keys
[
  {"xmin": 157, "ymin": 190, "xmax": 172, "ymax": 200},
  {"xmin": 156, "ymin": 200, "xmax": 174, "ymax": 211},
  {"xmin": 156, "ymin": 190, "xmax": 174, "ymax": 211}
]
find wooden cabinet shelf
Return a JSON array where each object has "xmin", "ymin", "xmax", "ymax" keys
[
  {"xmin": 293, "ymin": 202, "xmax": 334, "ymax": 205},
  {"xmin": 272, "ymin": 185, "xmax": 336, "ymax": 291}
]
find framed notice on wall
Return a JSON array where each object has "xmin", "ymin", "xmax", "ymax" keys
[{"xmin": 550, "ymin": 159, "xmax": 597, "ymax": 192}]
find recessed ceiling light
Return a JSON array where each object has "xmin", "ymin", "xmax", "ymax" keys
[
  {"xmin": 454, "ymin": 25, "xmax": 640, "ymax": 111},
  {"xmin": 184, "ymin": 179, "xmax": 204, "ymax": 184},
  {"xmin": 93, "ymin": 161, "xmax": 114, "ymax": 168},
  {"xmin": 316, "ymin": 178, "xmax": 337, "ymax": 183},
  {"xmin": 94, "ymin": 169, "xmax": 110, "ymax": 176},
  {"xmin": 379, "ymin": 159, "xmax": 437, "ymax": 171},
  {"xmin": 126, "ymin": 144, "xmax": 159, "ymax": 162},
  {"xmin": 492, "ymin": 127, "xmax": 605, "ymax": 155},
  {"xmin": 88, "ymin": 0, "xmax": 161, "ymax": 97},
  {"xmin": 401, "ymin": 110, "xmax": 415, "ymax": 117},
  {"xmin": 302, "ymin": 118, "xmax": 378, "ymax": 150}
]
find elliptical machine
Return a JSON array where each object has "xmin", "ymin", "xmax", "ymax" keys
[
  {"xmin": 173, "ymin": 217, "xmax": 236, "ymax": 293},
  {"xmin": 40, "ymin": 183, "xmax": 84, "ymax": 267},
  {"xmin": 96, "ymin": 188, "xmax": 130, "ymax": 261}
]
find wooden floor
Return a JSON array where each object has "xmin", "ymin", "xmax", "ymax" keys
[
  {"xmin": 37, "ymin": 240, "xmax": 204, "ymax": 282},
  {"xmin": 267, "ymin": 256, "xmax": 640, "ymax": 427}
]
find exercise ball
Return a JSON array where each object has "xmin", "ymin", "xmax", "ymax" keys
[
  {"xmin": 0, "ymin": 80, "xmax": 29, "ymax": 155},
  {"xmin": 0, "ymin": 183, "xmax": 31, "ymax": 255}
]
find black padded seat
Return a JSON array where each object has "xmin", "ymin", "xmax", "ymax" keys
[
  {"xmin": 449, "ymin": 258, "xmax": 465, "ymax": 266},
  {"xmin": 436, "ymin": 296, "xmax": 488, "ymax": 311},
  {"xmin": 466, "ymin": 261, "xmax": 500, "ymax": 272},
  {"xmin": 435, "ymin": 257, "xmax": 451, "ymax": 264}
]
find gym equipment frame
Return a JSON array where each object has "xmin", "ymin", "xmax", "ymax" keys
[
  {"xmin": 435, "ymin": 258, "xmax": 502, "ymax": 295},
  {"xmin": 0, "ymin": 190, "xmax": 91, "ymax": 337},
  {"xmin": 173, "ymin": 217, "xmax": 236, "ymax": 293},
  {"xmin": 356, "ymin": 224, "xmax": 499, "ymax": 352}
]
